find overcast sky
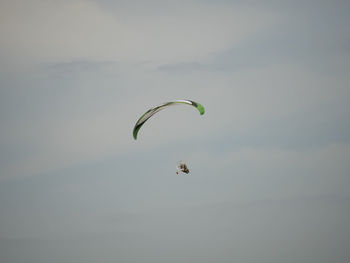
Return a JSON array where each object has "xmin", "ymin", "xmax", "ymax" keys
[{"xmin": 1, "ymin": 0, "xmax": 350, "ymax": 262}]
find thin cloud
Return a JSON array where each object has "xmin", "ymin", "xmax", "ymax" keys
[{"xmin": 0, "ymin": 0, "xmax": 276, "ymax": 65}]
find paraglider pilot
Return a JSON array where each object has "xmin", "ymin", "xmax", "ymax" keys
[{"xmin": 176, "ymin": 162, "xmax": 190, "ymax": 174}]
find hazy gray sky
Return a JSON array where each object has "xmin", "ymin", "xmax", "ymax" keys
[{"xmin": 1, "ymin": 0, "xmax": 350, "ymax": 262}]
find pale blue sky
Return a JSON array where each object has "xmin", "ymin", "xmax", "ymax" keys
[{"xmin": 1, "ymin": 0, "xmax": 350, "ymax": 262}]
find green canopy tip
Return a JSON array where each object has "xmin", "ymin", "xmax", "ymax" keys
[{"xmin": 197, "ymin": 103, "xmax": 205, "ymax": 115}]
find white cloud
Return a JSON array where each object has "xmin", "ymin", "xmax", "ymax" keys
[{"xmin": 0, "ymin": 0, "xmax": 276, "ymax": 65}]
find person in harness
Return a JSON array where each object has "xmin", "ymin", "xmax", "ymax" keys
[{"xmin": 176, "ymin": 161, "xmax": 190, "ymax": 175}]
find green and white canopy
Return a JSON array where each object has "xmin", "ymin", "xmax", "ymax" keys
[{"xmin": 133, "ymin": 100, "xmax": 205, "ymax": 140}]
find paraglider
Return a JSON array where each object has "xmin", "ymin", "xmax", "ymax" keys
[{"xmin": 132, "ymin": 99, "xmax": 205, "ymax": 175}]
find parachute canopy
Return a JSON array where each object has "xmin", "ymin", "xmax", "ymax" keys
[{"xmin": 133, "ymin": 99, "xmax": 205, "ymax": 140}]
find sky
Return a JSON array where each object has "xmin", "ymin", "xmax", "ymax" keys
[{"xmin": 1, "ymin": 0, "xmax": 350, "ymax": 262}]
